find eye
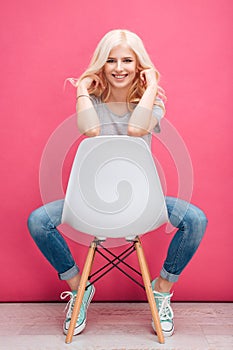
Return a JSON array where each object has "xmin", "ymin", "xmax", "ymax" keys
[
  {"xmin": 123, "ymin": 58, "xmax": 133, "ymax": 63},
  {"xmin": 106, "ymin": 58, "xmax": 116, "ymax": 63}
]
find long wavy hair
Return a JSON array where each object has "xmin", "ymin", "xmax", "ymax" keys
[{"xmin": 68, "ymin": 29, "xmax": 166, "ymax": 107}]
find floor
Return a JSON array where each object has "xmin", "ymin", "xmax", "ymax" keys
[{"xmin": 0, "ymin": 302, "xmax": 232, "ymax": 350}]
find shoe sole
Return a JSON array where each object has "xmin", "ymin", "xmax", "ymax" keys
[
  {"xmin": 63, "ymin": 285, "xmax": 95, "ymax": 336},
  {"xmin": 152, "ymin": 320, "xmax": 174, "ymax": 337}
]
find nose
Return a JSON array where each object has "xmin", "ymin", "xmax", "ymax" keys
[{"xmin": 116, "ymin": 60, "xmax": 123, "ymax": 72}]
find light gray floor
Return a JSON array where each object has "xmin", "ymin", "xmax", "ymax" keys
[{"xmin": 0, "ymin": 302, "xmax": 232, "ymax": 350}]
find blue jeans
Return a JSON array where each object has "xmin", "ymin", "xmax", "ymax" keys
[{"xmin": 27, "ymin": 197, "xmax": 207, "ymax": 283}]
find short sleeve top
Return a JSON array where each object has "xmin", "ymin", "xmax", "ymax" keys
[{"xmin": 90, "ymin": 96, "xmax": 165, "ymax": 147}]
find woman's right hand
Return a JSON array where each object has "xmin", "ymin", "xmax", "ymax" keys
[{"xmin": 78, "ymin": 74, "xmax": 104, "ymax": 92}]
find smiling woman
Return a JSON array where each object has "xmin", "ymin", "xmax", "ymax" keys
[
  {"xmin": 75, "ymin": 29, "xmax": 165, "ymax": 106},
  {"xmin": 74, "ymin": 30, "xmax": 166, "ymax": 137},
  {"xmin": 27, "ymin": 29, "xmax": 208, "ymax": 339}
]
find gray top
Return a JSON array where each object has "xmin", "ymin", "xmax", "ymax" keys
[{"xmin": 91, "ymin": 96, "xmax": 164, "ymax": 147}]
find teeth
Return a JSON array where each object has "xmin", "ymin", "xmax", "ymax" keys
[{"xmin": 114, "ymin": 75, "xmax": 126, "ymax": 78}]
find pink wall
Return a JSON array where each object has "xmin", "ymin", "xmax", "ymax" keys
[{"xmin": 1, "ymin": 0, "xmax": 232, "ymax": 302}]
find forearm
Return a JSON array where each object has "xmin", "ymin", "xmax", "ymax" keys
[
  {"xmin": 128, "ymin": 85, "xmax": 158, "ymax": 136},
  {"xmin": 76, "ymin": 86, "xmax": 100, "ymax": 136}
]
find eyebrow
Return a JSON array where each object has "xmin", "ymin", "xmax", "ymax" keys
[{"xmin": 107, "ymin": 56, "xmax": 134, "ymax": 59}]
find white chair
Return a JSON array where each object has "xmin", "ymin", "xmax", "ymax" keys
[{"xmin": 62, "ymin": 135, "xmax": 169, "ymax": 344}]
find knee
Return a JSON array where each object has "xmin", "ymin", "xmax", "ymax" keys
[
  {"xmin": 198, "ymin": 209, "xmax": 208, "ymax": 233},
  {"xmin": 186, "ymin": 206, "xmax": 208, "ymax": 238},
  {"xmin": 28, "ymin": 200, "xmax": 64, "ymax": 238},
  {"xmin": 27, "ymin": 207, "xmax": 45, "ymax": 238}
]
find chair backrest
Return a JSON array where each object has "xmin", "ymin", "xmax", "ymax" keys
[{"xmin": 61, "ymin": 136, "xmax": 168, "ymax": 240}]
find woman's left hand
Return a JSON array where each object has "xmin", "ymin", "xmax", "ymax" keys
[{"xmin": 140, "ymin": 68, "xmax": 158, "ymax": 88}]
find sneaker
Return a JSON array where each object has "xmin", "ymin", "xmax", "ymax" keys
[
  {"xmin": 151, "ymin": 279, "xmax": 174, "ymax": 337},
  {"xmin": 60, "ymin": 282, "xmax": 95, "ymax": 335}
]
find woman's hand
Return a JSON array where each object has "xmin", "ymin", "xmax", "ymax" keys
[
  {"xmin": 78, "ymin": 74, "xmax": 104, "ymax": 91},
  {"xmin": 140, "ymin": 68, "xmax": 158, "ymax": 89},
  {"xmin": 67, "ymin": 73, "xmax": 105, "ymax": 95}
]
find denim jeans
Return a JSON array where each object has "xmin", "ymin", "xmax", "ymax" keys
[{"xmin": 27, "ymin": 197, "xmax": 207, "ymax": 283}]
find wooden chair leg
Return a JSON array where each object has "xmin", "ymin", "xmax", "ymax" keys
[
  {"xmin": 134, "ymin": 237, "xmax": 165, "ymax": 344},
  {"xmin": 65, "ymin": 239, "xmax": 97, "ymax": 344}
]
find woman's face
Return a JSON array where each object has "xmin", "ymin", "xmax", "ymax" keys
[{"xmin": 103, "ymin": 44, "xmax": 137, "ymax": 91}]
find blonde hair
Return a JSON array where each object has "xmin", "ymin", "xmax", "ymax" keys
[{"xmin": 69, "ymin": 29, "xmax": 166, "ymax": 105}]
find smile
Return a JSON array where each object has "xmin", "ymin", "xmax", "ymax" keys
[{"xmin": 112, "ymin": 74, "xmax": 128, "ymax": 79}]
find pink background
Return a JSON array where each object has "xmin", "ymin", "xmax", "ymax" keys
[{"xmin": 1, "ymin": 0, "xmax": 232, "ymax": 302}]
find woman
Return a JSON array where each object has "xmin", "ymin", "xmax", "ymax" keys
[{"xmin": 28, "ymin": 29, "xmax": 207, "ymax": 337}]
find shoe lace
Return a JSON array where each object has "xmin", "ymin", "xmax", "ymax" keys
[
  {"xmin": 154, "ymin": 291, "xmax": 174, "ymax": 321},
  {"xmin": 60, "ymin": 291, "xmax": 77, "ymax": 319}
]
